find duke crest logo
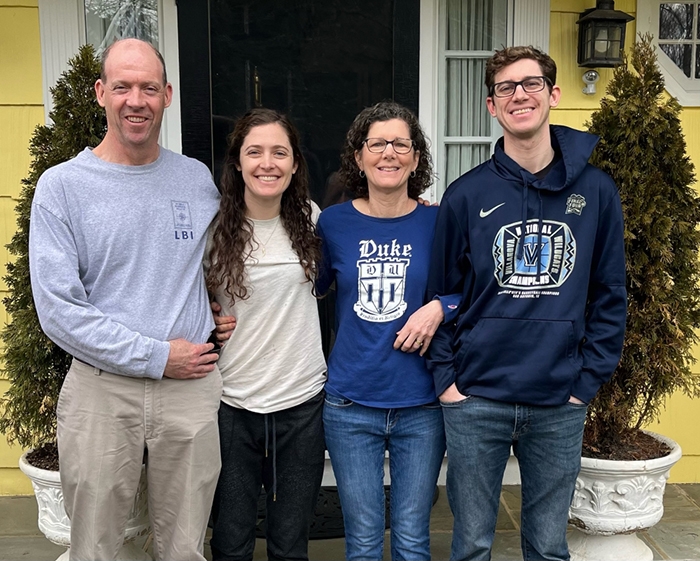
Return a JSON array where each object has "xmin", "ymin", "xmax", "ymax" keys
[
  {"xmin": 565, "ymin": 194, "xmax": 586, "ymax": 215},
  {"xmin": 493, "ymin": 219, "xmax": 576, "ymax": 289},
  {"xmin": 354, "ymin": 259, "xmax": 410, "ymax": 322}
]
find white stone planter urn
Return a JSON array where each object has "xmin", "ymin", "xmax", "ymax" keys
[
  {"xmin": 568, "ymin": 431, "xmax": 682, "ymax": 561},
  {"xmin": 19, "ymin": 452, "xmax": 151, "ymax": 561}
]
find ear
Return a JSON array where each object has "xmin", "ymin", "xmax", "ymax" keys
[
  {"xmin": 354, "ymin": 150, "xmax": 363, "ymax": 172},
  {"xmin": 412, "ymin": 150, "xmax": 420, "ymax": 172},
  {"xmin": 95, "ymin": 79, "xmax": 106, "ymax": 108},
  {"xmin": 292, "ymin": 160, "xmax": 298, "ymax": 174},
  {"xmin": 549, "ymin": 85, "xmax": 562, "ymax": 108},
  {"xmin": 486, "ymin": 96, "xmax": 497, "ymax": 118},
  {"xmin": 164, "ymin": 82, "xmax": 173, "ymax": 109}
]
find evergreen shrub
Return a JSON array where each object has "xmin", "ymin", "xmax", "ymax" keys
[
  {"xmin": 584, "ymin": 34, "xmax": 700, "ymax": 458},
  {"xmin": 0, "ymin": 45, "xmax": 106, "ymax": 454}
]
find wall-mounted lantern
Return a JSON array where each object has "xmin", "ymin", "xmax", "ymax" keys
[{"xmin": 577, "ymin": 0, "xmax": 634, "ymax": 67}]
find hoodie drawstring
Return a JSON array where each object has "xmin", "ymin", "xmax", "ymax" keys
[
  {"xmin": 517, "ymin": 172, "xmax": 529, "ymax": 261},
  {"xmin": 537, "ymin": 191, "xmax": 543, "ymax": 281},
  {"xmin": 263, "ymin": 414, "xmax": 278, "ymax": 501},
  {"xmin": 517, "ymin": 173, "xmax": 544, "ymax": 281}
]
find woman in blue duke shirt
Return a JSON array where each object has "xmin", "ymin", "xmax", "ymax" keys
[{"xmin": 317, "ymin": 101, "xmax": 456, "ymax": 561}]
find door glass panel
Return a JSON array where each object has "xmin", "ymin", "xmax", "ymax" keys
[
  {"xmin": 210, "ymin": 0, "xmax": 394, "ymax": 205},
  {"xmin": 440, "ymin": 0, "xmax": 508, "ymax": 196},
  {"xmin": 445, "ymin": 143, "xmax": 492, "ymax": 185},
  {"xmin": 446, "ymin": 58, "xmax": 491, "ymax": 137},
  {"xmin": 446, "ymin": 0, "xmax": 496, "ymax": 50}
]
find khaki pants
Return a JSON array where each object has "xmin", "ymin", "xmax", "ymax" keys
[{"xmin": 57, "ymin": 359, "xmax": 223, "ymax": 561}]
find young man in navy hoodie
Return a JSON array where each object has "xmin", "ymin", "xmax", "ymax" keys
[{"xmin": 427, "ymin": 46, "xmax": 627, "ymax": 561}]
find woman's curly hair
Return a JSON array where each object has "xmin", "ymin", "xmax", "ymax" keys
[
  {"xmin": 206, "ymin": 108, "xmax": 321, "ymax": 303},
  {"xmin": 339, "ymin": 101, "xmax": 434, "ymax": 199}
]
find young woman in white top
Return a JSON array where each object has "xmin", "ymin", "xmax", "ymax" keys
[{"xmin": 206, "ymin": 108, "xmax": 325, "ymax": 561}]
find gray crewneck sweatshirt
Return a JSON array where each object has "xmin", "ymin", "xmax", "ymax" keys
[{"xmin": 29, "ymin": 147, "xmax": 220, "ymax": 379}]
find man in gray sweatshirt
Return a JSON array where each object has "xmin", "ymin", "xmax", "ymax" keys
[{"xmin": 29, "ymin": 38, "xmax": 228, "ymax": 561}]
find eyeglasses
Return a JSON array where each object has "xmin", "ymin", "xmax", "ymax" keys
[
  {"xmin": 490, "ymin": 76, "xmax": 552, "ymax": 98},
  {"xmin": 363, "ymin": 138, "xmax": 415, "ymax": 154}
]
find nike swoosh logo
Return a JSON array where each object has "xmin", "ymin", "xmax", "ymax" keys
[{"xmin": 479, "ymin": 203, "xmax": 505, "ymax": 218}]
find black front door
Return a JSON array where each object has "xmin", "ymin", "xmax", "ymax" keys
[{"xmin": 177, "ymin": 0, "xmax": 420, "ymax": 204}]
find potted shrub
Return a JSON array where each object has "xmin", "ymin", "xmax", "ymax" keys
[
  {"xmin": 568, "ymin": 34, "xmax": 700, "ymax": 561},
  {"xmin": 0, "ymin": 45, "xmax": 149, "ymax": 560}
]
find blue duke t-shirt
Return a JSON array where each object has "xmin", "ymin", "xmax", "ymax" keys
[{"xmin": 317, "ymin": 201, "xmax": 439, "ymax": 408}]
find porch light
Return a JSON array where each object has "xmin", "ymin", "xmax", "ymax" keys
[{"xmin": 576, "ymin": 0, "xmax": 634, "ymax": 68}]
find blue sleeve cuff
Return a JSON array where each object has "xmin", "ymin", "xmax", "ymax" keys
[{"xmin": 434, "ymin": 294, "xmax": 461, "ymax": 324}]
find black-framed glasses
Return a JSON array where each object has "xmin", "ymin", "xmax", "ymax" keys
[
  {"xmin": 490, "ymin": 76, "xmax": 552, "ymax": 98},
  {"xmin": 363, "ymin": 137, "xmax": 415, "ymax": 154}
]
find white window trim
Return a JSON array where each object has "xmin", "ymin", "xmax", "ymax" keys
[
  {"xmin": 37, "ymin": 0, "xmax": 182, "ymax": 152},
  {"xmin": 420, "ymin": 0, "xmax": 549, "ymax": 199},
  {"xmin": 637, "ymin": 0, "xmax": 700, "ymax": 106},
  {"xmin": 419, "ymin": 0, "xmax": 441, "ymax": 202}
]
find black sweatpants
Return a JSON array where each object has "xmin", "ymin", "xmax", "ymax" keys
[{"xmin": 210, "ymin": 391, "xmax": 325, "ymax": 561}]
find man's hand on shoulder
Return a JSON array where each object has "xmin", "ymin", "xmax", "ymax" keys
[{"xmin": 164, "ymin": 339, "xmax": 218, "ymax": 379}]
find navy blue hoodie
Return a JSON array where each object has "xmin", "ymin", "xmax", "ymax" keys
[{"xmin": 426, "ymin": 125, "xmax": 626, "ymax": 406}]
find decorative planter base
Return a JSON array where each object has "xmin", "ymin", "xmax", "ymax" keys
[
  {"xmin": 568, "ymin": 530, "xmax": 653, "ymax": 561},
  {"xmin": 19, "ymin": 452, "xmax": 151, "ymax": 561},
  {"xmin": 568, "ymin": 431, "xmax": 682, "ymax": 561}
]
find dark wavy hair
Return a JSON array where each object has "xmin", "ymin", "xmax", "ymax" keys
[
  {"xmin": 339, "ymin": 101, "xmax": 434, "ymax": 199},
  {"xmin": 206, "ymin": 108, "xmax": 321, "ymax": 303}
]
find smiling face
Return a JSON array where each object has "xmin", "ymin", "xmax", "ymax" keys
[
  {"xmin": 237, "ymin": 122, "xmax": 298, "ymax": 212},
  {"xmin": 94, "ymin": 39, "xmax": 172, "ymax": 164},
  {"xmin": 355, "ymin": 119, "xmax": 419, "ymax": 197},
  {"xmin": 486, "ymin": 58, "xmax": 561, "ymax": 144}
]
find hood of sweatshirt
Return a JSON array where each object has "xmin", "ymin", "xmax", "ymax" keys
[{"xmin": 489, "ymin": 125, "xmax": 600, "ymax": 192}]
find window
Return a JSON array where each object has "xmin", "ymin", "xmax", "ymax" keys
[
  {"xmin": 437, "ymin": 0, "xmax": 510, "ymax": 194},
  {"xmin": 84, "ymin": 0, "xmax": 159, "ymax": 52},
  {"xmin": 638, "ymin": 1, "xmax": 700, "ymax": 105},
  {"xmin": 658, "ymin": 2, "xmax": 700, "ymax": 79}
]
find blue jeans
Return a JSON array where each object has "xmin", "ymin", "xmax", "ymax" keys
[
  {"xmin": 442, "ymin": 396, "xmax": 587, "ymax": 561},
  {"xmin": 324, "ymin": 395, "xmax": 446, "ymax": 561}
]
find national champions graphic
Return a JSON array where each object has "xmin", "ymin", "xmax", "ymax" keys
[{"xmin": 493, "ymin": 219, "xmax": 576, "ymax": 289}]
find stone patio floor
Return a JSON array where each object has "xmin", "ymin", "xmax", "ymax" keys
[{"xmin": 1, "ymin": 484, "xmax": 699, "ymax": 560}]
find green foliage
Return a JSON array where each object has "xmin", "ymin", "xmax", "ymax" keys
[
  {"xmin": 585, "ymin": 34, "xmax": 700, "ymax": 453},
  {"xmin": 0, "ymin": 45, "xmax": 106, "ymax": 450}
]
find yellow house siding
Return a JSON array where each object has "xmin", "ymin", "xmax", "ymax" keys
[
  {"xmin": 0, "ymin": 106, "xmax": 45, "ymax": 201},
  {"xmin": 0, "ymin": 0, "xmax": 43, "ymax": 495},
  {"xmin": 0, "ymin": 4, "xmax": 42, "ymax": 105},
  {"xmin": 552, "ymin": 0, "xmax": 700, "ymax": 483}
]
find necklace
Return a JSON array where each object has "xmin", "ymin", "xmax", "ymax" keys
[
  {"xmin": 361, "ymin": 197, "xmax": 417, "ymax": 218},
  {"xmin": 253, "ymin": 216, "xmax": 280, "ymax": 256}
]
